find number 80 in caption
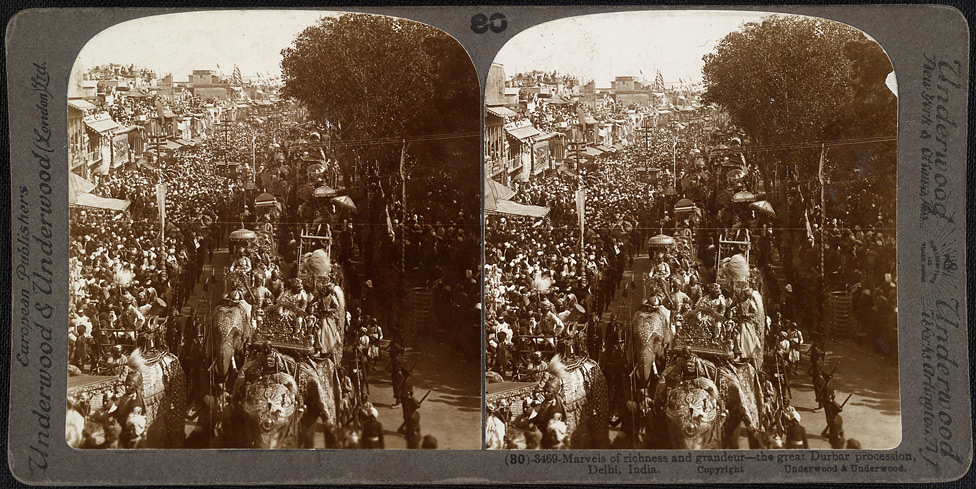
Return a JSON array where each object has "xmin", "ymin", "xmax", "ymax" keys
[{"xmin": 505, "ymin": 453, "xmax": 560, "ymax": 466}]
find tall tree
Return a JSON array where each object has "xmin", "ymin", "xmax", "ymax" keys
[
  {"xmin": 702, "ymin": 15, "xmax": 874, "ymax": 184},
  {"xmin": 280, "ymin": 13, "xmax": 480, "ymax": 275},
  {"xmin": 280, "ymin": 14, "xmax": 479, "ymax": 205}
]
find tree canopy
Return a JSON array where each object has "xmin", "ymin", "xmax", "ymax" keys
[
  {"xmin": 701, "ymin": 15, "xmax": 896, "ymax": 221},
  {"xmin": 280, "ymin": 13, "xmax": 480, "ymax": 208}
]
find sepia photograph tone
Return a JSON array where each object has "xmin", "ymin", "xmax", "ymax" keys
[
  {"xmin": 484, "ymin": 11, "xmax": 899, "ymax": 450},
  {"xmin": 64, "ymin": 10, "xmax": 482, "ymax": 449}
]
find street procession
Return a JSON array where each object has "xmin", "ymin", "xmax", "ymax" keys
[
  {"xmin": 484, "ymin": 12, "xmax": 899, "ymax": 450},
  {"xmin": 65, "ymin": 11, "xmax": 482, "ymax": 449}
]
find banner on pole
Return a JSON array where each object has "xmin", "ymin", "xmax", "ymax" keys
[
  {"xmin": 575, "ymin": 189, "xmax": 585, "ymax": 235},
  {"xmin": 156, "ymin": 183, "xmax": 167, "ymax": 234}
]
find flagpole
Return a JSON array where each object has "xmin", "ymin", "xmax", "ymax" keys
[
  {"xmin": 400, "ymin": 139, "xmax": 406, "ymax": 275},
  {"xmin": 818, "ymin": 143, "xmax": 826, "ymax": 296}
]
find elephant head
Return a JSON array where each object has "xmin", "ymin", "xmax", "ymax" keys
[
  {"xmin": 631, "ymin": 308, "xmax": 672, "ymax": 388},
  {"xmin": 663, "ymin": 376, "xmax": 721, "ymax": 449},
  {"xmin": 241, "ymin": 372, "xmax": 299, "ymax": 449},
  {"xmin": 210, "ymin": 304, "xmax": 250, "ymax": 385}
]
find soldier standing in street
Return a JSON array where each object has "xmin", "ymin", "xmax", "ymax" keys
[
  {"xmin": 822, "ymin": 389, "xmax": 845, "ymax": 447},
  {"xmin": 399, "ymin": 385, "xmax": 423, "ymax": 448},
  {"xmin": 785, "ymin": 408, "xmax": 808, "ymax": 449},
  {"xmin": 361, "ymin": 405, "xmax": 384, "ymax": 449}
]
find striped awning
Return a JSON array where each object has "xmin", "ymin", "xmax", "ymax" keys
[
  {"xmin": 486, "ymin": 106, "xmax": 517, "ymax": 118},
  {"xmin": 69, "ymin": 99, "xmax": 96, "ymax": 111},
  {"xmin": 85, "ymin": 118, "xmax": 120, "ymax": 134}
]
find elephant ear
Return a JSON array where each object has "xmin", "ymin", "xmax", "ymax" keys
[{"xmin": 727, "ymin": 365, "xmax": 761, "ymax": 428}]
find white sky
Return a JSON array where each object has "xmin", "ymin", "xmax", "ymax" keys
[
  {"xmin": 494, "ymin": 10, "xmax": 775, "ymax": 86},
  {"xmin": 75, "ymin": 10, "xmax": 342, "ymax": 80}
]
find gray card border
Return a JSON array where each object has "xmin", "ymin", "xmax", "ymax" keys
[{"xmin": 5, "ymin": 4, "xmax": 972, "ymax": 485}]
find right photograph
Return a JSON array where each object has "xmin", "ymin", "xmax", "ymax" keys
[{"xmin": 484, "ymin": 11, "xmax": 899, "ymax": 450}]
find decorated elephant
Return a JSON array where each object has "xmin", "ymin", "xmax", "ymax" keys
[
  {"xmin": 652, "ymin": 352, "xmax": 763, "ymax": 449},
  {"xmin": 66, "ymin": 349, "xmax": 186, "ymax": 449},
  {"xmin": 629, "ymin": 305, "xmax": 673, "ymax": 390},
  {"xmin": 229, "ymin": 348, "xmax": 342, "ymax": 448},
  {"xmin": 209, "ymin": 298, "xmax": 253, "ymax": 387},
  {"xmin": 532, "ymin": 355, "xmax": 610, "ymax": 449}
]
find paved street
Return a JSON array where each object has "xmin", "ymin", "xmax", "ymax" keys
[{"xmin": 360, "ymin": 331, "xmax": 481, "ymax": 449}]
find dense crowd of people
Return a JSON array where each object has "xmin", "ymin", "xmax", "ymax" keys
[
  {"xmin": 485, "ymin": 102, "xmax": 897, "ymax": 450},
  {"xmin": 68, "ymin": 98, "xmax": 479, "ymax": 449},
  {"xmin": 68, "ymin": 146, "xmax": 238, "ymax": 376}
]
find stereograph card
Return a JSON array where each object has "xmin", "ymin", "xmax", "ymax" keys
[{"xmin": 3, "ymin": 3, "xmax": 972, "ymax": 485}]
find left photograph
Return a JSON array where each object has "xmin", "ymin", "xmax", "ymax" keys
[{"xmin": 65, "ymin": 10, "xmax": 482, "ymax": 449}]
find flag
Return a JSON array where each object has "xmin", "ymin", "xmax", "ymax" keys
[
  {"xmin": 385, "ymin": 205, "xmax": 395, "ymax": 241},
  {"xmin": 399, "ymin": 139, "xmax": 406, "ymax": 182},
  {"xmin": 803, "ymin": 208, "xmax": 813, "ymax": 242},
  {"xmin": 156, "ymin": 183, "xmax": 167, "ymax": 236},
  {"xmin": 818, "ymin": 143, "xmax": 826, "ymax": 188}
]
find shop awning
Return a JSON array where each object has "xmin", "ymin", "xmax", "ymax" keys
[
  {"xmin": 486, "ymin": 178, "xmax": 516, "ymax": 201},
  {"xmin": 161, "ymin": 140, "xmax": 183, "ymax": 151},
  {"xmin": 486, "ymin": 106, "xmax": 517, "ymax": 118},
  {"xmin": 85, "ymin": 118, "xmax": 120, "ymax": 134},
  {"xmin": 583, "ymin": 147, "xmax": 604, "ymax": 157},
  {"xmin": 69, "ymin": 191, "xmax": 130, "ymax": 211},
  {"xmin": 69, "ymin": 172, "xmax": 96, "ymax": 193},
  {"xmin": 595, "ymin": 145, "xmax": 614, "ymax": 153},
  {"xmin": 175, "ymin": 138, "xmax": 195, "ymax": 147},
  {"xmin": 160, "ymin": 109, "xmax": 177, "ymax": 118},
  {"xmin": 69, "ymin": 99, "xmax": 96, "ymax": 111},
  {"xmin": 506, "ymin": 125, "xmax": 541, "ymax": 141},
  {"xmin": 486, "ymin": 197, "xmax": 549, "ymax": 218}
]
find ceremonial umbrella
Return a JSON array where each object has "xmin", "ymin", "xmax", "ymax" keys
[
  {"xmin": 749, "ymin": 200, "xmax": 776, "ymax": 218},
  {"xmin": 313, "ymin": 185, "xmax": 339, "ymax": 198},
  {"xmin": 647, "ymin": 234, "xmax": 675, "ymax": 247},
  {"xmin": 254, "ymin": 192, "xmax": 277, "ymax": 208},
  {"xmin": 732, "ymin": 190, "xmax": 757, "ymax": 203},
  {"xmin": 230, "ymin": 228, "xmax": 257, "ymax": 241},
  {"xmin": 332, "ymin": 195, "xmax": 357, "ymax": 212},
  {"xmin": 674, "ymin": 198, "xmax": 696, "ymax": 213}
]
